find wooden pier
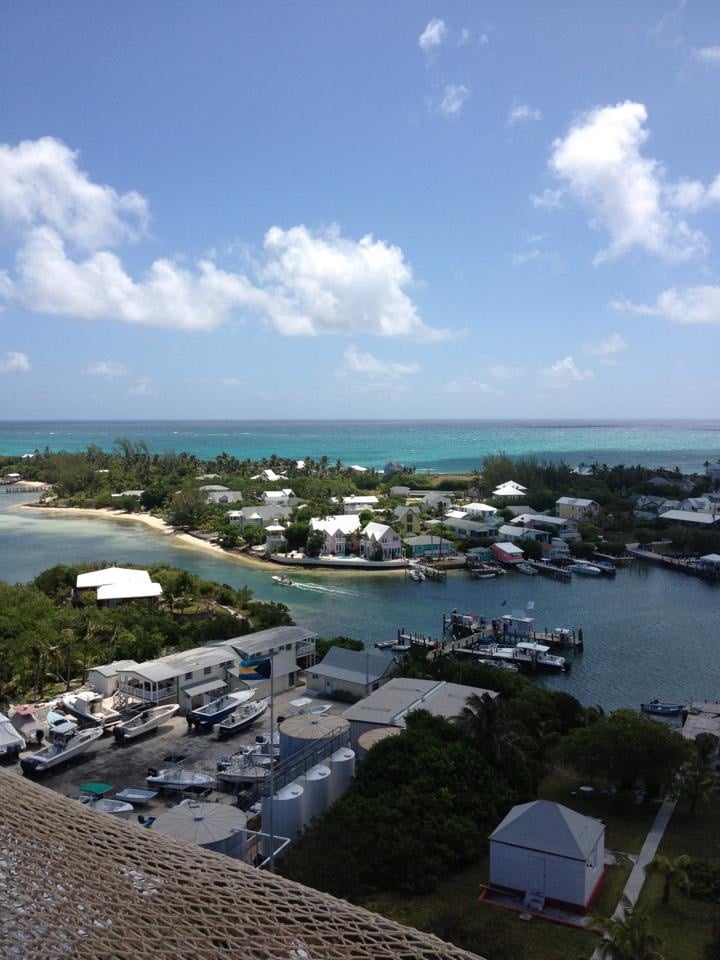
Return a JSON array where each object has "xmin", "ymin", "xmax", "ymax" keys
[
  {"xmin": 627, "ymin": 546, "xmax": 720, "ymax": 582},
  {"xmin": 527, "ymin": 560, "xmax": 571, "ymax": 582},
  {"xmin": 407, "ymin": 561, "xmax": 447, "ymax": 581},
  {"xmin": 441, "ymin": 611, "xmax": 583, "ymax": 651}
]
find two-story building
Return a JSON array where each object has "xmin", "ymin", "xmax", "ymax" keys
[
  {"xmin": 261, "ymin": 489, "xmax": 296, "ymax": 507},
  {"xmin": 556, "ymin": 497, "xmax": 601, "ymax": 522},
  {"xmin": 392, "ymin": 505, "xmax": 422, "ymax": 536},
  {"xmin": 227, "ymin": 505, "xmax": 292, "ymax": 530},
  {"xmin": 309, "ymin": 515, "xmax": 361, "ymax": 555},
  {"xmin": 361, "ymin": 522, "xmax": 403, "ymax": 560}
]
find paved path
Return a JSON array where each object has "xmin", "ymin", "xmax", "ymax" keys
[{"xmin": 591, "ymin": 796, "xmax": 677, "ymax": 959}]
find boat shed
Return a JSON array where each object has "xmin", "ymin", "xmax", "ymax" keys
[
  {"xmin": 343, "ymin": 677, "xmax": 497, "ymax": 741},
  {"xmin": 306, "ymin": 647, "xmax": 395, "ymax": 700},
  {"xmin": 489, "ymin": 800, "xmax": 605, "ymax": 913}
]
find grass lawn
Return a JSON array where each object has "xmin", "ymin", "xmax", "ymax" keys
[
  {"xmin": 363, "ymin": 855, "xmax": 608, "ymax": 960},
  {"xmin": 631, "ymin": 790, "xmax": 720, "ymax": 958},
  {"xmin": 539, "ymin": 767, "xmax": 658, "ymax": 854}
]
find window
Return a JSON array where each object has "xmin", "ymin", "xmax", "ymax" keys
[
  {"xmin": 184, "ymin": 672, "xmax": 193, "ymax": 680},
  {"xmin": 203, "ymin": 666, "xmax": 212, "ymax": 676}
]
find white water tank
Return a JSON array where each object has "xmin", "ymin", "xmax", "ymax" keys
[
  {"xmin": 356, "ymin": 725, "xmax": 402, "ymax": 762},
  {"xmin": 261, "ymin": 781, "xmax": 305, "ymax": 844},
  {"xmin": 301, "ymin": 763, "xmax": 332, "ymax": 824},
  {"xmin": 279, "ymin": 714, "xmax": 349, "ymax": 762},
  {"xmin": 150, "ymin": 802, "xmax": 248, "ymax": 859},
  {"xmin": 329, "ymin": 747, "xmax": 356, "ymax": 802}
]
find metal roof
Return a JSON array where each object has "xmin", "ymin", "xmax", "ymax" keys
[
  {"xmin": 97, "ymin": 581, "xmax": 163, "ymax": 601},
  {"xmin": 222, "ymin": 626, "xmax": 317, "ymax": 658},
  {"xmin": 343, "ymin": 678, "xmax": 497, "ymax": 727},
  {"xmin": 76, "ymin": 567, "xmax": 151, "ymax": 589},
  {"xmin": 310, "ymin": 647, "xmax": 394, "ymax": 685},
  {"xmin": 181, "ymin": 677, "xmax": 227, "ymax": 697},
  {"xmin": 490, "ymin": 800, "xmax": 604, "ymax": 861}
]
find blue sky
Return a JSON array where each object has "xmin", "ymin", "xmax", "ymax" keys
[{"xmin": 1, "ymin": 0, "xmax": 720, "ymax": 418}]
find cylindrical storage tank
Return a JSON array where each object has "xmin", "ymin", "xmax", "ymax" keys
[
  {"xmin": 356, "ymin": 726, "xmax": 402, "ymax": 762},
  {"xmin": 279, "ymin": 714, "xmax": 350, "ymax": 762},
  {"xmin": 261, "ymin": 781, "xmax": 305, "ymax": 847},
  {"xmin": 300, "ymin": 763, "xmax": 332, "ymax": 824},
  {"xmin": 329, "ymin": 747, "xmax": 356, "ymax": 802},
  {"xmin": 150, "ymin": 802, "xmax": 248, "ymax": 860}
]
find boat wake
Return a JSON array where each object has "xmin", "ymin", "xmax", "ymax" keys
[{"xmin": 292, "ymin": 581, "xmax": 360, "ymax": 597}]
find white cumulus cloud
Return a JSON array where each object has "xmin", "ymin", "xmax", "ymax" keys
[
  {"xmin": 128, "ymin": 376, "xmax": 152, "ymax": 396},
  {"xmin": 86, "ymin": 360, "xmax": 128, "ymax": 376},
  {"xmin": 437, "ymin": 84, "xmax": 470, "ymax": 118},
  {"xmin": 541, "ymin": 356, "xmax": 594, "ymax": 388},
  {"xmin": 342, "ymin": 344, "xmax": 420, "ymax": 378},
  {"xmin": 507, "ymin": 103, "xmax": 543, "ymax": 126},
  {"xmin": 694, "ymin": 46, "xmax": 720, "ymax": 65},
  {"xmin": 548, "ymin": 101, "xmax": 709, "ymax": 263},
  {"xmin": 530, "ymin": 188, "xmax": 563, "ymax": 210},
  {"xmin": 0, "ymin": 351, "xmax": 30, "ymax": 373},
  {"xmin": 418, "ymin": 18, "xmax": 447, "ymax": 51},
  {"xmin": 612, "ymin": 286, "xmax": 720, "ymax": 325},
  {"xmin": 583, "ymin": 333, "xmax": 627, "ymax": 357},
  {"xmin": 488, "ymin": 364, "xmax": 526, "ymax": 378},
  {"xmin": 0, "ymin": 138, "xmax": 447, "ymax": 341},
  {"xmin": 445, "ymin": 379, "xmax": 492, "ymax": 394},
  {"xmin": 0, "ymin": 136, "xmax": 148, "ymax": 250}
]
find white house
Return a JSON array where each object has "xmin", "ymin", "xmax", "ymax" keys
[
  {"xmin": 342, "ymin": 495, "xmax": 379, "ymax": 515},
  {"xmin": 309, "ymin": 515, "xmax": 361, "ymax": 555},
  {"xmin": 443, "ymin": 512, "xmax": 497, "ymax": 539},
  {"xmin": 307, "ymin": 646, "xmax": 395, "ymax": 699},
  {"xmin": 227, "ymin": 505, "xmax": 292, "ymax": 530},
  {"xmin": 463, "ymin": 502, "xmax": 498, "ymax": 519},
  {"xmin": 251, "ymin": 469, "xmax": 287, "ymax": 483},
  {"xmin": 264, "ymin": 522, "xmax": 287, "ymax": 550},
  {"xmin": 556, "ymin": 497, "xmax": 601, "ymax": 522},
  {"xmin": 75, "ymin": 567, "xmax": 163, "ymax": 608},
  {"xmin": 116, "ymin": 646, "xmax": 238, "ymax": 712},
  {"xmin": 361, "ymin": 522, "xmax": 403, "ymax": 560},
  {"xmin": 492, "ymin": 481, "xmax": 528, "ymax": 498},
  {"xmin": 511, "ymin": 513, "xmax": 581, "ymax": 541},
  {"xmin": 206, "ymin": 490, "xmax": 243, "ymax": 504},
  {"xmin": 262, "ymin": 489, "xmax": 295, "ymax": 506},
  {"xmin": 1, "ymin": 472, "xmax": 21, "ymax": 484},
  {"xmin": 489, "ymin": 800, "xmax": 605, "ymax": 913}
]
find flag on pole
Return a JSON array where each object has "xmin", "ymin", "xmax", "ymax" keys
[{"xmin": 239, "ymin": 657, "xmax": 272, "ymax": 680}]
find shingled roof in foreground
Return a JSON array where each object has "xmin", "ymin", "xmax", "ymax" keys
[{"xmin": 0, "ymin": 770, "xmax": 483, "ymax": 960}]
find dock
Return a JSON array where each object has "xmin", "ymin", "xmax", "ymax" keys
[
  {"xmin": 527, "ymin": 560, "xmax": 571, "ymax": 582},
  {"xmin": 407, "ymin": 561, "xmax": 447, "ymax": 581},
  {"xmin": 439, "ymin": 611, "xmax": 584, "ymax": 651},
  {"xmin": 627, "ymin": 546, "xmax": 720, "ymax": 582}
]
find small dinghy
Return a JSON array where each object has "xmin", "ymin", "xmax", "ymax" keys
[
  {"xmin": 77, "ymin": 782, "xmax": 134, "ymax": 820},
  {"xmin": 271, "ymin": 575, "xmax": 294, "ymax": 586},
  {"xmin": 640, "ymin": 699, "xmax": 685, "ymax": 716},
  {"xmin": 145, "ymin": 766, "xmax": 214, "ymax": 791}
]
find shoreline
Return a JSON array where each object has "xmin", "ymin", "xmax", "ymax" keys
[{"xmin": 14, "ymin": 504, "xmax": 407, "ymax": 576}]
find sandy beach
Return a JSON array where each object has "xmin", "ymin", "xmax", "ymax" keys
[{"xmin": 17, "ymin": 503, "xmax": 282, "ymax": 572}]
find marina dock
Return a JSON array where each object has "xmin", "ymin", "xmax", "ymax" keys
[
  {"xmin": 627, "ymin": 546, "xmax": 720, "ymax": 582},
  {"xmin": 527, "ymin": 560, "xmax": 572, "ymax": 582}
]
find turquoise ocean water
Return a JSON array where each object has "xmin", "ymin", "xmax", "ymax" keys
[{"xmin": 1, "ymin": 419, "xmax": 720, "ymax": 472}]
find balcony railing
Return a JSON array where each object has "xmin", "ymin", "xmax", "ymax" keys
[{"xmin": 118, "ymin": 681, "xmax": 176, "ymax": 703}]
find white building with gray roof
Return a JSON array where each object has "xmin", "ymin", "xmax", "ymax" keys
[
  {"xmin": 307, "ymin": 647, "xmax": 395, "ymax": 700},
  {"xmin": 489, "ymin": 799, "xmax": 605, "ymax": 913}
]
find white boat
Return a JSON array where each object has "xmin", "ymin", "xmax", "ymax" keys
[
  {"xmin": 271, "ymin": 575, "xmax": 294, "ymax": 586},
  {"xmin": 212, "ymin": 697, "xmax": 269, "ymax": 739},
  {"xmin": 113, "ymin": 703, "xmax": 180, "ymax": 742},
  {"xmin": 115, "ymin": 787, "xmax": 158, "ymax": 804},
  {"xmin": 79, "ymin": 796, "xmax": 135, "ymax": 819},
  {"xmin": 516, "ymin": 562, "xmax": 538, "ymax": 576},
  {"xmin": 216, "ymin": 751, "xmax": 273, "ymax": 784},
  {"xmin": 62, "ymin": 690, "xmax": 121, "ymax": 728},
  {"xmin": 20, "ymin": 726, "xmax": 103, "ymax": 776},
  {"xmin": 191, "ymin": 689, "xmax": 256, "ymax": 728},
  {"xmin": 567, "ymin": 560, "xmax": 602, "ymax": 576},
  {"xmin": 145, "ymin": 766, "xmax": 214, "ymax": 791},
  {"xmin": 0, "ymin": 711, "xmax": 26, "ymax": 758},
  {"xmin": 409, "ymin": 568, "xmax": 424, "ymax": 581},
  {"xmin": 470, "ymin": 641, "xmax": 569, "ymax": 673}
]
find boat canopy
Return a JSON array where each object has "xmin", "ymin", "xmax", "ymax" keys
[
  {"xmin": 80, "ymin": 782, "xmax": 113, "ymax": 796},
  {"xmin": 516, "ymin": 642, "xmax": 550, "ymax": 653}
]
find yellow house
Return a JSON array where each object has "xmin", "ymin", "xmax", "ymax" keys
[{"xmin": 392, "ymin": 505, "xmax": 422, "ymax": 536}]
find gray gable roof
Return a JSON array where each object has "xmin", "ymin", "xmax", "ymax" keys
[
  {"xmin": 489, "ymin": 800, "xmax": 604, "ymax": 861},
  {"xmin": 311, "ymin": 646, "xmax": 393, "ymax": 685}
]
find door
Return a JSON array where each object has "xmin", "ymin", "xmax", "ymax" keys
[
  {"xmin": 527, "ymin": 855, "xmax": 546, "ymax": 895},
  {"xmin": 325, "ymin": 680, "xmax": 333, "ymax": 696}
]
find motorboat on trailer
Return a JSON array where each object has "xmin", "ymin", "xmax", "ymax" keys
[
  {"xmin": 212, "ymin": 696, "xmax": 269, "ymax": 740},
  {"xmin": 191, "ymin": 689, "xmax": 257, "ymax": 728},
  {"xmin": 640, "ymin": 699, "xmax": 686, "ymax": 717},
  {"xmin": 271, "ymin": 575, "xmax": 294, "ymax": 586},
  {"xmin": 62, "ymin": 690, "xmax": 121, "ymax": 728},
  {"xmin": 113, "ymin": 703, "xmax": 180, "ymax": 742},
  {"xmin": 145, "ymin": 766, "xmax": 214, "ymax": 791},
  {"xmin": 20, "ymin": 726, "xmax": 103, "ymax": 776}
]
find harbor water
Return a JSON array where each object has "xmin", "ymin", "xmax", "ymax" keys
[{"xmin": 1, "ymin": 495, "xmax": 718, "ymax": 712}]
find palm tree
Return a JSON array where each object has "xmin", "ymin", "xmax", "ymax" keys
[
  {"xmin": 455, "ymin": 692, "xmax": 524, "ymax": 772},
  {"xmin": 673, "ymin": 756, "xmax": 719, "ymax": 814},
  {"xmin": 595, "ymin": 899, "xmax": 664, "ymax": 960},
  {"xmin": 646, "ymin": 854, "xmax": 691, "ymax": 906}
]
